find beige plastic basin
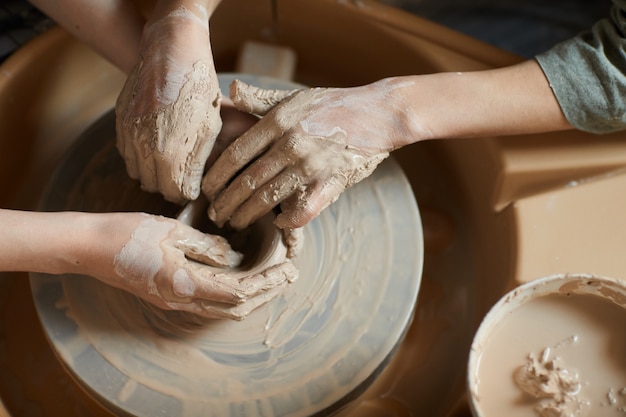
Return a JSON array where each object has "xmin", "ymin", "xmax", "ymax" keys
[{"xmin": 0, "ymin": 1, "xmax": 545, "ymax": 415}]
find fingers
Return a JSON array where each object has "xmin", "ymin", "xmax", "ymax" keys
[
  {"xmin": 147, "ymin": 224, "xmax": 301, "ymax": 320},
  {"xmin": 175, "ymin": 233, "xmax": 243, "ymax": 268},
  {"xmin": 229, "ymin": 170, "xmax": 303, "ymax": 230},
  {"xmin": 202, "ymin": 80, "xmax": 300, "ymax": 201},
  {"xmin": 116, "ymin": 105, "xmax": 222, "ymax": 203},
  {"xmin": 229, "ymin": 173, "xmax": 338, "ymax": 229},
  {"xmin": 205, "ymin": 105, "xmax": 259, "ymax": 168},
  {"xmin": 154, "ymin": 158, "xmax": 187, "ymax": 204},
  {"xmin": 118, "ymin": 118, "xmax": 161, "ymax": 192},
  {"xmin": 206, "ymin": 159, "xmax": 341, "ymax": 231},
  {"xmin": 192, "ymin": 260, "xmax": 298, "ymax": 306},
  {"xmin": 197, "ymin": 281, "xmax": 288, "ymax": 320},
  {"xmin": 274, "ymin": 179, "xmax": 344, "ymax": 229},
  {"xmin": 201, "ymin": 118, "xmax": 282, "ymax": 199},
  {"xmin": 158, "ymin": 124, "xmax": 219, "ymax": 202},
  {"xmin": 222, "ymin": 170, "xmax": 347, "ymax": 231},
  {"xmin": 183, "ymin": 258, "xmax": 298, "ymax": 302},
  {"xmin": 207, "ymin": 141, "xmax": 293, "ymax": 226},
  {"xmin": 127, "ymin": 118, "xmax": 187, "ymax": 202},
  {"xmin": 210, "ymin": 163, "xmax": 345, "ymax": 231},
  {"xmin": 116, "ymin": 101, "xmax": 186, "ymax": 201},
  {"xmin": 230, "ymin": 261, "xmax": 299, "ymax": 300},
  {"xmin": 230, "ymin": 79, "xmax": 299, "ymax": 116},
  {"xmin": 170, "ymin": 260, "xmax": 298, "ymax": 320},
  {"xmin": 279, "ymin": 153, "xmax": 388, "ymax": 227}
]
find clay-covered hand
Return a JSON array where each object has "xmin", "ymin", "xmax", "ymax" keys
[
  {"xmin": 93, "ymin": 213, "xmax": 297, "ymax": 320},
  {"xmin": 202, "ymin": 79, "xmax": 401, "ymax": 230},
  {"xmin": 205, "ymin": 99, "xmax": 260, "ymax": 169},
  {"xmin": 115, "ymin": 3, "xmax": 222, "ymax": 203}
]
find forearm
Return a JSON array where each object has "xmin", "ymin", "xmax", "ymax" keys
[
  {"xmin": 388, "ymin": 59, "xmax": 572, "ymax": 148},
  {"xmin": 0, "ymin": 209, "xmax": 121, "ymax": 277},
  {"xmin": 28, "ymin": 0, "xmax": 145, "ymax": 74},
  {"xmin": 145, "ymin": 0, "xmax": 223, "ymax": 56},
  {"xmin": 139, "ymin": 0, "xmax": 219, "ymax": 67}
]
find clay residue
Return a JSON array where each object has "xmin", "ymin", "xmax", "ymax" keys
[
  {"xmin": 282, "ymin": 227, "xmax": 304, "ymax": 259},
  {"xmin": 514, "ymin": 344, "xmax": 588, "ymax": 417},
  {"xmin": 230, "ymin": 78, "xmax": 298, "ymax": 115},
  {"xmin": 515, "ymin": 346, "xmax": 626, "ymax": 417},
  {"xmin": 113, "ymin": 216, "xmax": 174, "ymax": 293}
]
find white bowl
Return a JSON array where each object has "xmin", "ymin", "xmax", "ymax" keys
[{"xmin": 468, "ymin": 273, "xmax": 626, "ymax": 417}]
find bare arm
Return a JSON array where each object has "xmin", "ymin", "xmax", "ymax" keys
[
  {"xmin": 391, "ymin": 60, "xmax": 571, "ymax": 144},
  {"xmin": 27, "ymin": 0, "xmax": 145, "ymax": 74},
  {"xmin": 0, "ymin": 209, "xmax": 89, "ymax": 274}
]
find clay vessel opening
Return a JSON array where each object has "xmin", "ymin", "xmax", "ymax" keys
[{"xmin": 176, "ymin": 196, "xmax": 283, "ymax": 270}]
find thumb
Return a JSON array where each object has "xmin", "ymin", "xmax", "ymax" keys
[
  {"xmin": 175, "ymin": 232, "xmax": 243, "ymax": 268},
  {"xmin": 230, "ymin": 79, "xmax": 299, "ymax": 116}
]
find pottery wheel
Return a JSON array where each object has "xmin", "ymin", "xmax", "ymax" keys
[{"xmin": 29, "ymin": 74, "xmax": 423, "ymax": 417}]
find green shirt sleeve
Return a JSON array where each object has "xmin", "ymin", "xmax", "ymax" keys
[{"xmin": 535, "ymin": 0, "xmax": 626, "ymax": 133}]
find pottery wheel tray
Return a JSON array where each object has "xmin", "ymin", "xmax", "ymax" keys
[{"xmin": 29, "ymin": 75, "xmax": 424, "ymax": 417}]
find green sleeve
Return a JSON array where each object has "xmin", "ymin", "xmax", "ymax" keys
[{"xmin": 535, "ymin": 0, "xmax": 626, "ymax": 133}]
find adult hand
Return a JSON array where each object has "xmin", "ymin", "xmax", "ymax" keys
[
  {"xmin": 202, "ymin": 79, "xmax": 401, "ymax": 230},
  {"xmin": 206, "ymin": 98, "xmax": 260, "ymax": 169},
  {"xmin": 94, "ymin": 212, "xmax": 297, "ymax": 320},
  {"xmin": 116, "ymin": 2, "xmax": 222, "ymax": 203}
]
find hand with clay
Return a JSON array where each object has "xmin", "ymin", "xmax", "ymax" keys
[
  {"xmin": 29, "ymin": 0, "xmax": 224, "ymax": 202},
  {"xmin": 0, "ymin": 209, "xmax": 296, "ymax": 320},
  {"xmin": 115, "ymin": 0, "xmax": 223, "ymax": 203},
  {"xmin": 99, "ymin": 212, "xmax": 298, "ymax": 320},
  {"xmin": 202, "ymin": 79, "xmax": 399, "ymax": 230}
]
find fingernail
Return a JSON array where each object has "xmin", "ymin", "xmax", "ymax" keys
[{"xmin": 207, "ymin": 205, "xmax": 218, "ymax": 222}]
